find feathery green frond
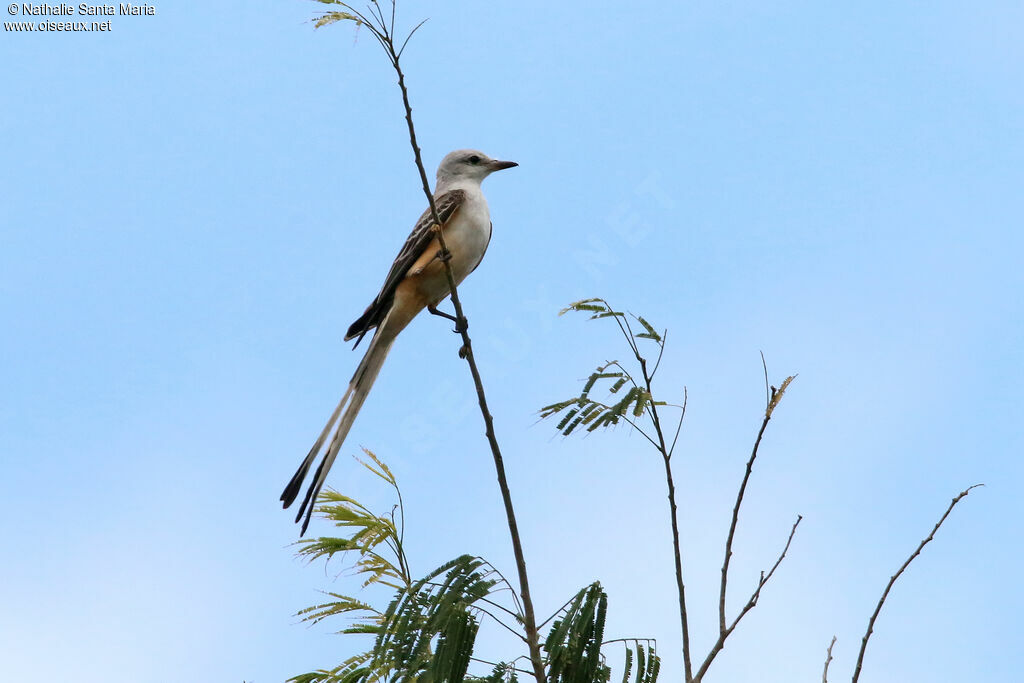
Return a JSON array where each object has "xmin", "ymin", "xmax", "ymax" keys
[
  {"xmin": 559, "ymin": 298, "xmax": 607, "ymax": 316},
  {"xmin": 363, "ymin": 554, "xmax": 498, "ymax": 683},
  {"xmin": 545, "ymin": 583, "xmax": 612, "ymax": 683},
  {"xmin": 605, "ymin": 642, "xmax": 659, "ymax": 683},
  {"xmin": 592, "ymin": 311, "xmax": 625, "ymax": 320},
  {"xmin": 467, "ymin": 661, "xmax": 520, "ymax": 683},
  {"xmin": 556, "ymin": 407, "xmax": 580, "ymax": 432},
  {"xmin": 297, "ymin": 592, "xmax": 381, "ymax": 628},
  {"xmin": 360, "ymin": 449, "xmax": 398, "ymax": 486},
  {"xmin": 313, "ymin": 11, "xmax": 363, "ymax": 30},
  {"xmin": 540, "ymin": 357, "xmax": 655, "ymax": 437},
  {"xmin": 294, "ymin": 451, "xmax": 412, "ymax": 594},
  {"xmin": 541, "ymin": 300, "xmax": 679, "ymax": 445},
  {"xmin": 619, "ymin": 648, "xmax": 633, "ymax": 683},
  {"xmin": 288, "ymin": 651, "xmax": 373, "ymax": 683},
  {"xmin": 632, "ymin": 316, "xmax": 662, "ymax": 343},
  {"xmin": 643, "ymin": 652, "xmax": 660, "ymax": 683}
]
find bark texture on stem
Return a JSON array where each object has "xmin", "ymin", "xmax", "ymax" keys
[{"xmin": 380, "ymin": 29, "xmax": 546, "ymax": 683}]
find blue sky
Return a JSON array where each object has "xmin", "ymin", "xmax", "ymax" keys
[{"xmin": 2, "ymin": 2, "xmax": 1021, "ymax": 682}]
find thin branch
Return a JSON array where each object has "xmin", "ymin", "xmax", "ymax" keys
[
  {"xmin": 475, "ymin": 595, "xmax": 527, "ymax": 628},
  {"xmin": 568, "ymin": 395, "xmax": 659, "ymax": 449},
  {"xmin": 366, "ymin": 9, "xmax": 547, "ymax": 683},
  {"xmin": 470, "ymin": 601, "xmax": 530, "ymax": 643},
  {"xmin": 851, "ymin": 485, "xmax": 983, "ymax": 683},
  {"xmin": 592, "ymin": 297, "xmax": 690, "ymax": 681},
  {"xmin": 760, "ymin": 351, "xmax": 769, "ymax": 409},
  {"xmin": 719, "ymin": 408, "xmax": 773, "ymax": 635},
  {"xmin": 477, "ymin": 558, "xmax": 525, "ymax": 616},
  {"xmin": 602, "ymin": 637, "xmax": 659, "ymax": 652},
  {"xmin": 369, "ymin": 1, "xmax": 387, "ymax": 31},
  {"xmin": 693, "ymin": 515, "xmax": 802, "ymax": 683},
  {"xmin": 600, "ymin": 298, "xmax": 641, "ymax": 360},
  {"xmin": 636, "ymin": 352, "xmax": 691, "ymax": 681},
  {"xmin": 822, "ymin": 636, "xmax": 836, "ymax": 683},
  {"xmin": 538, "ymin": 590, "xmax": 585, "ymax": 630},
  {"xmin": 415, "ymin": 577, "xmax": 522, "ymax": 629},
  {"xmin": 468, "ymin": 657, "xmax": 533, "ymax": 676},
  {"xmin": 667, "ymin": 387, "xmax": 687, "ymax": 460},
  {"xmin": 650, "ymin": 329, "xmax": 667, "ymax": 378},
  {"xmin": 621, "ymin": 312, "xmax": 642, "ymax": 361},
  {"xmin": 397, "ymin": 18, "xmax": 428, "ymax": 58},
  {"xmin": 387, "ymin": 474, "xmax": 408, "ymax": 580}
]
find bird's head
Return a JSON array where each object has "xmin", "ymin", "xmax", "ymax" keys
[{"xmin": 436, "ymin": 149, "xmax": 518, "ymax": 187}]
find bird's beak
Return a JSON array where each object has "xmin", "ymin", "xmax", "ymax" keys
[{"xmin": 489, "ymin": 159, "xmax": 519, "ymax": 171}]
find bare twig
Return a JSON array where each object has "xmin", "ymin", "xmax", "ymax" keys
[
  {"xmin": 636, "ymin": 345, "xmax": 691, "ymax": 680},
  {"xmin": 667, "ymin": 387, "xmax": 687, "ymax": 460},
  {"xmin": 469, "ymin": 600, "xmax": 530, "ymax": 643},
  {"xmin": 321, "ymin": 4, "xmax": 545, "ymax": 682},
  {"xmin": 760, "ymin": 351, "xmax": 769, "ymax": 408},
  {"xmin": 822, "ymin": 636, "xmax": 836, "ymax": 683},
  {"xmin": 375, "ymin": 9, "xmax": 544, "ymax": 683},
  {"xmin": 693, "ymin": 515, "xmax": 802, "ymax": 683},
  {"xmin": 477, "ymin": 557, "xmax": 524, "ymax": 616},
  {"xmin": 719, "ymin": 412, "xmax": 771, "ymax": 634},
  {"xmin": 717, "ymin": 371, "xmax": 794, "ymax": 642},
  {"xmin": 592, "ymin": 298, "xmax": 694, "ymax": 681},
  {"xmin": 850, "ymin": 485, "xmax": 982, "ymax": 683},
  {"xmin": 391, "ymin": 53, "xmax": 548, "ymax": 683}
]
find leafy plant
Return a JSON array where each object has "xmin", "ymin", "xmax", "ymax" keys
[{"xmin": 290, "ymin": 451, "xmax": 659, "ymax": 683}]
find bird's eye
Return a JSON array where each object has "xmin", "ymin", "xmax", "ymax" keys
[{"xmin": 468, "ymin": 155, "xmax": 481, "ymax": 164}]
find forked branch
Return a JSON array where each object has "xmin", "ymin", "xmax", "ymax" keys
[
  {"xmin": 693, "ymin": 515, "xmax": 801, "ymax": 683},
  {"xmin": 719, "ymin": 371, "xmax": 796, "ymax": 634}
]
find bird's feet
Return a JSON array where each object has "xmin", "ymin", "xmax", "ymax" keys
[{"xmin": 427, "ymin": 304, "xmax": 468, "ymax": 334}]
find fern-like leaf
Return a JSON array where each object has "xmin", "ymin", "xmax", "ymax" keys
[{"xmin": 545, "ymin": 583, "xmax": 612, "ymax": 683}]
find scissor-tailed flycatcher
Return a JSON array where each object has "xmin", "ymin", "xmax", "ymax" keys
[{"xmin": 281, "ymin": 149, "xmax": 518, "ymax": 534}]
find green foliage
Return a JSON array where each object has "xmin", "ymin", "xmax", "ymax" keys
[
  {"xmin": 311, "ymin": 0, "xmax": 364, "ymax": 30},
  {"xmin": 363, "ymin": 554, "xmax": 496, "ymax": 683},
  {"xmin": 558, "ymin": 299, "xmax": 662, "ymax": 345},
  {"xmin": 539, "ymin": 361, "xmax": 661, "ymax": 436},
  {"xmin": 541, "ymin": 584, "xmax": 660, "ymax": 683},
  {"xmin": 290, "ymin": 452, "xmax": 509, "ymax": 683},
  {"xmin": 294, "ymin": 450, "xmax": 411, "ymax": 595},
  {"xmin": 541, "ymin": 299, "xmax": 677, "ymax": 449},
  {"xmin": 615, "ymin": 643, "xmax": 659, "ymax": 683},
  {"xmin": 544, "ymin": 583, "xmax": 610, "ymax": 683},
  {"xmin": 291, "ymin": 452, "xmax": 659, "ymax": 683},
  {"xmin": 290, "ymin": 652, "xmax": 374, "ymax": 683},
  {"xmin": 466, "ymin": 662, "xmax": 519, "ymax": 683},
  {"xmin": 291, "ymin": 554, "xmax": 499, "ymax": 683}
]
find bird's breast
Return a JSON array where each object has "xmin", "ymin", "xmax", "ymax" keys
[
  {"xmin": 443, "ymin": 196, "xmax": 492, "ymax": 284},
  {"xmin": 401, "ymin": 191, "xmax": 493, "ymax": 308}
]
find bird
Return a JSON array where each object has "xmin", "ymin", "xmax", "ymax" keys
[{"xmin": 281, "ymin": 149, "xmax": 518, "ymax": 534}]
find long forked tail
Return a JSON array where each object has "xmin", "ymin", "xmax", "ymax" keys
[{"xmin": 280, "ymin": 322, "xmax": 399, "ymax": 535}]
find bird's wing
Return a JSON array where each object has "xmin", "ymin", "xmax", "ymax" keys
[{"xmin": 346, "ymin": 189, "xmax": 466, "ymax": 344}]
